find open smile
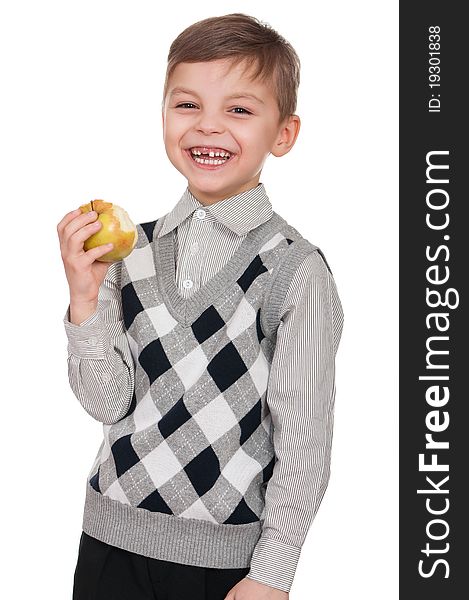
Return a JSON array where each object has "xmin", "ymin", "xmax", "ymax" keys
[{"xmin": 184, "ymin": 148, "xmax": 236, "ymax": 170}]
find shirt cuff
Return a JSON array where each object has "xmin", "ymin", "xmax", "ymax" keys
[
  {"xmin": 63, "ymin": 305, "xmax": 110, "ymax": 359},
  {"xmin": 246, "ymin": 537, "xmax": 301, "ymax": 593}
]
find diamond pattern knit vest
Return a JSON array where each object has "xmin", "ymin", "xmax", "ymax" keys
[{"xmin": 82, "ymin": 210, "xmax": 320, "ymax": 567}]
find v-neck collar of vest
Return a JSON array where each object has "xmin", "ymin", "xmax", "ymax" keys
[{"xmin": 152, "ymin": 211, "xmax": 286, "ymax": 327}]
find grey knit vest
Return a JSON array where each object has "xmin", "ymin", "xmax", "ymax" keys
[{"xmin": 82, "ymin": 211, "xmax": 321, "ymax": 568}]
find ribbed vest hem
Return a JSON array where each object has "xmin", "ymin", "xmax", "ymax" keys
[{"xmin": 82, "ymin": 481, "xmax": 262, "ymax": 568}]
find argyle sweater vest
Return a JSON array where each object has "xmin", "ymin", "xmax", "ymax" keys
[{"xmin": 82, "ymin": 211, "xmax": 319, "ymax": 568}]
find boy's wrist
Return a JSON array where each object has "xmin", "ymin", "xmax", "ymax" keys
[{"xmin": 69, "ymin": 298, "xmax": 98, "ymax": 326}]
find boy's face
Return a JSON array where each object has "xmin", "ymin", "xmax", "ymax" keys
[{"xmin": 162, "ymin": 59, "xmax": 300, "ymax": 206}]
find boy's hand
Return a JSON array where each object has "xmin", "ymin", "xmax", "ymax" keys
[
  {"xmin": 57, "ymin": 207, "xmax": 113, "ymax": 304},
  {"xmin": 224, "ymin": 577, "xmax": 289, "ymax": 600}
]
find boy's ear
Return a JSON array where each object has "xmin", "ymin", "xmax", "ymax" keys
[{"xmin": 270, "ymin": 114, "xmax": 301, "ymax": 158}]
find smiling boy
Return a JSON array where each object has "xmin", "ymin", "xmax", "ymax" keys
[
  {"xmin": 162, "ymin": 58, "xmax": 296, "ymax": 205},
  {"xmin": 63, "ymin": 13, "xmax": 344, "ymax": 600}
]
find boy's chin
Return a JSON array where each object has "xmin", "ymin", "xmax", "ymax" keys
[
  {"xmin": 186, "ymin": 173, "xmax": 234, "ymax": 190},
  {"xmin": 188, "ymin": 179, "xmax": 257, "ymax": 202},
  {"xmin": 187, "ymin": 181, "xmax": 230, "ymax": 196}
]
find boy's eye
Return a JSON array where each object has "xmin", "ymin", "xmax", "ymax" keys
[
  {"xmin": 231, "ymin": 107, "xmax": 252, "ymax": 115},
  {"xmin": 176, "ymin": 103, "xmax": 197, "ymax": 109}
]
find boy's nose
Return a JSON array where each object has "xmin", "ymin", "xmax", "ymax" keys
[{"xmin": 195, "ymin": 116, "xmax": 225, "ymax": 135}]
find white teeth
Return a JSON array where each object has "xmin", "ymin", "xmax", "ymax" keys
[
  {"xmin": 190, "ymin": 148, "xmax": 231, "ymax": 158},
  {"xmin": 192, "ymin": 156, "xmax": 226, "ymax": 165}
]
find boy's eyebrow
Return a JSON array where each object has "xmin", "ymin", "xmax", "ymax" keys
[{"xmin": 169, "ymin": 87, "xmax": 265, "ymax": 104}]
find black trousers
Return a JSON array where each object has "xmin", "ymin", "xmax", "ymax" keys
[{"xmin": 73, "ymin": 531, "xmax": 250, "ymax": 600}]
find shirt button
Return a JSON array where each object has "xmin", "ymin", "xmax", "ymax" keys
[
  {"xmin": 102, "ymin": 373, "xmax": 112, "ymax": 383},
  {"xmin": 191, "ymin": 242, "xmax": 199, "ymax": 254},
  {"xmin": 89, "ymin": 336, "xmax": 98, "ymax": 346},
  {"xmin": 195, "ymin": 209, "xmax": 206, "ymax": 220},
  {"xmin": 183, "ymin": 279, "xmax": 193, "ymax": 289}
]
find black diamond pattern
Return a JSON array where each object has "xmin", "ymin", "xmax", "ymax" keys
[
  {"xmin": 158, "ymin": 398, "xmax": 192, "ymax": 439},
  {"xmin": 239, "ymin": 399, "xmax": 262, "ymax": 446},
  {"xmin": 138, "ymin": 488, "xmax": 173, "ymax": 514},
  {"xmin": 140, "ymin": 219, "xmax": 158, "ymax": 243},
  {"xmin": 263, "ymin": 456, "xmax": 275, "ymax": 483},
  {"xmin": 192, "ymin": 305, "xmax": 225, "ymax": 344},
  {"xmin": 122, "ymin": 282, "xmax": 145, "ymax": 330},
  {"xmin": 207, "ymin": 341, "xmax": 248, "ymax": 393},
  {"xmin": 184, "ymin": 445, "xmax": 220, "ymax": 496},
  {"xmin": 224, "ymin": 497, "xmax": 259, "ymax": 524},
  {"xmin": 139, "ymin": 338, "xmax": 172, "ymax": 386},
  {"xmin": 237, "ymin": 255, "xmax": 268, "ymax": 293},
  {"xmin": 89, "ymin": 466, "xmax": 101, "ymax": 493},
  {"xmin": 111, "ymin": 435, "xmax": 141, "ymax": 478}
]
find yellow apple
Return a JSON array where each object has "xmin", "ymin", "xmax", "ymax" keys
[{"xmin": 79, "ymin": 199, "xmax": 138, "ymax": 262}]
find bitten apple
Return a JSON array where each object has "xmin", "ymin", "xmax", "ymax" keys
[{"xmin": 79, "ymin": 199, "xmax": 138, "ymax": 262}]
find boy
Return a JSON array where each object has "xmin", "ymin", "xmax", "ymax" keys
[{"xmin": 58, "ymin": 12, "xmax": 344, "ymax": 600}]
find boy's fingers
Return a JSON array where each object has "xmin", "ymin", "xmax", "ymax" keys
[
  {"xmin": 66, "ymin": 220, "xmax": 102, "ymax": 257},
  {"xmin": 57, "ymin": 208, "xmax": 81, "ymax": 239},
  {"xmin": 59, "ymin": 210, "xmax": 99, "ymax": 252},
  {"xmin": 81, "ymin": 243, "xmax": 114, "ymax": 265}
]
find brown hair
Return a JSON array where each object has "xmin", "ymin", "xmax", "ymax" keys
[{"xmin": 162, "ymin": 13, "xmax": 301, "ymax": 125}]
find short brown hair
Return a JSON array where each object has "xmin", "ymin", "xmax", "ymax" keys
[{"xmin": 162, "ymin": 13, "xmax": 301, "ymax": 125}]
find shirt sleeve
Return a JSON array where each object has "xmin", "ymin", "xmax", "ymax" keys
[
  {"xmin": 246, "ymin": 250, "xmax": 345, "ymax": 592},
  {"xmin": 62, "ymin": 261, "xmax": 136, "ymax": 424}
]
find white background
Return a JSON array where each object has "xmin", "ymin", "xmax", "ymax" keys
[{"xmin": 0, "ymin": 1, "xmax": 398, "ymax": 598}]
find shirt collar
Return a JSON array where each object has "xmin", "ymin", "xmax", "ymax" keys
[{"xmin": 156, "ymin": 183, "xmax": 273, "ymax": 238}]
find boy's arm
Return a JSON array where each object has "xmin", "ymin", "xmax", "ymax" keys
[
  {"xmin": 63, "ymin": 261, "xmax": 135, "ymax": 424},
  {"xmin": 247, "ymin": 250, "xmax": 344, "ymax": 593}
]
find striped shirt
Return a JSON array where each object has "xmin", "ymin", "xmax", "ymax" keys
[{"xmin": 63, "ymin": 182, "xmax": 344, "ymax": 592}]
